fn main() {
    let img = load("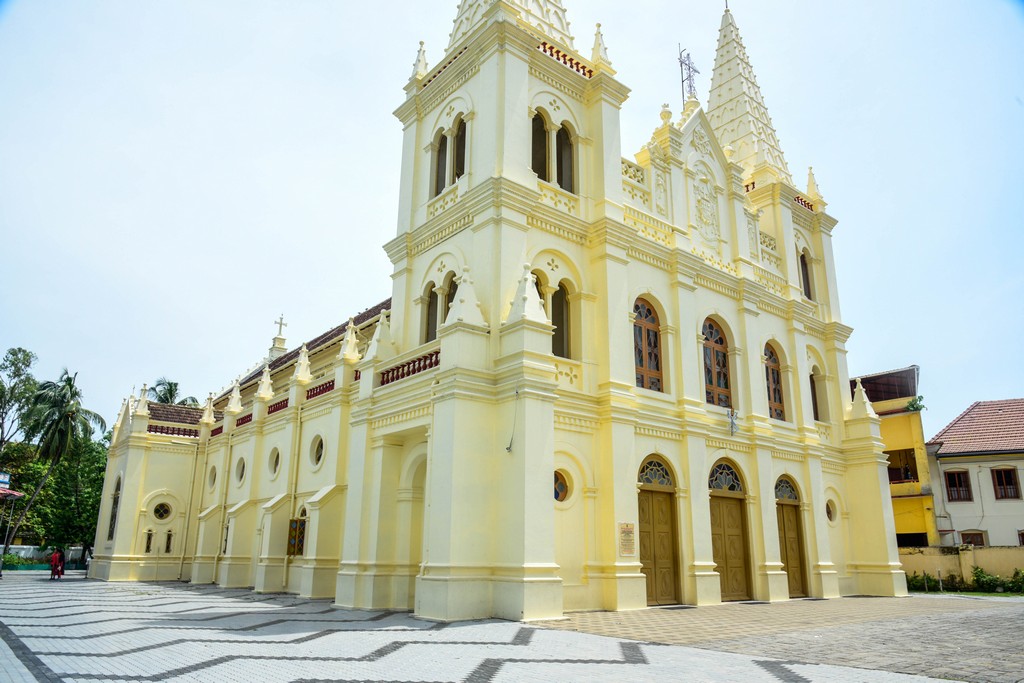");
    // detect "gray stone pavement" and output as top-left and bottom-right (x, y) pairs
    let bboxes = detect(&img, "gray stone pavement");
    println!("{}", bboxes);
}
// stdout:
(0, 570), (992, 683)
